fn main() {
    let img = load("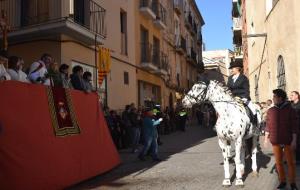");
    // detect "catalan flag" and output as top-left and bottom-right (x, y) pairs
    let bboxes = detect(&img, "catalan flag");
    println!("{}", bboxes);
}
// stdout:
(98, 47), (111, 86)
